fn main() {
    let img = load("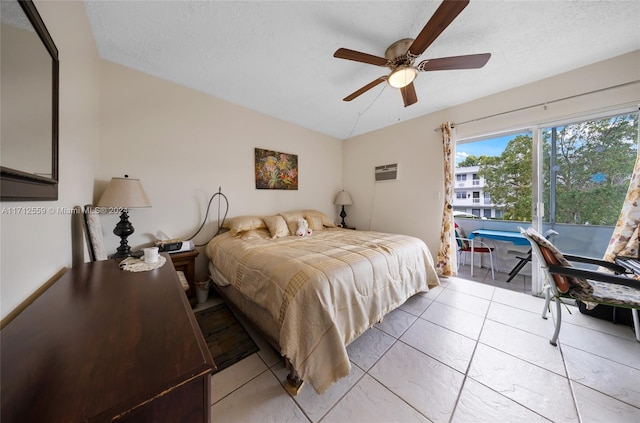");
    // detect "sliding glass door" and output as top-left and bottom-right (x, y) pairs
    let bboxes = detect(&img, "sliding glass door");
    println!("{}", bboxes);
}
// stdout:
(533, 111), (639, 293)
(540, 112), (638, 250)
(457, 109), (638, 295)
